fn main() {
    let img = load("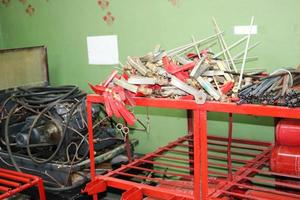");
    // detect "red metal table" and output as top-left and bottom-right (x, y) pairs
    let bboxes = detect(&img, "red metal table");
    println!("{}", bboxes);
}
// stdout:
(0, 168), (45, 200)
(85, 94), (300, 200)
